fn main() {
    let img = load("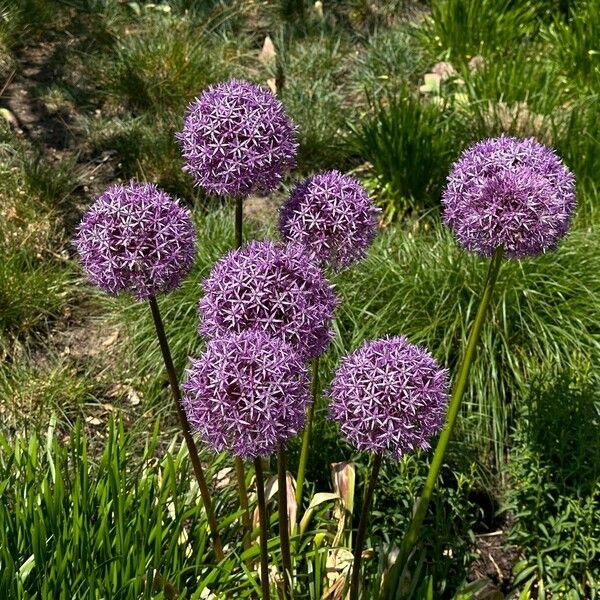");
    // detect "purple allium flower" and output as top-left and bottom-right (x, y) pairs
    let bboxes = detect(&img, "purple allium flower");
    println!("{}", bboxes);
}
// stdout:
(182, 330), (311, 459)
(177, 79), (297, 197)
(279, 170), (380, 270)
(442, 136), (576, 258)
(328, 337), (449, 460)
(74, 182), (196, 300)
(199, 240), (338, 360)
